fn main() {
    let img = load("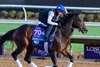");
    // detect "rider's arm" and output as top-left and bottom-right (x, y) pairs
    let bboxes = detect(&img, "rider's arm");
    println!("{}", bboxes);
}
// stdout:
(47, 11), (58, 26)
